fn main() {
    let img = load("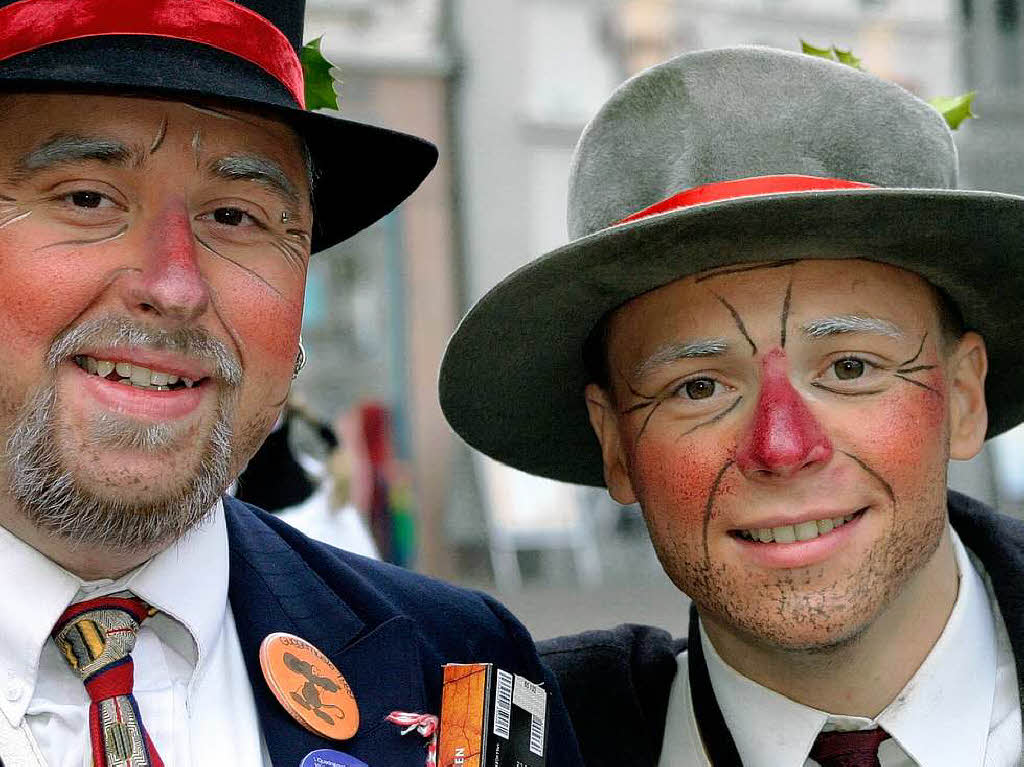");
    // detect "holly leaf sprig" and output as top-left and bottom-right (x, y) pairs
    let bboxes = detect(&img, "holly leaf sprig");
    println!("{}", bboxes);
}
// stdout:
(301, 36), (341, 111)
(799, 39), (976, 130)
